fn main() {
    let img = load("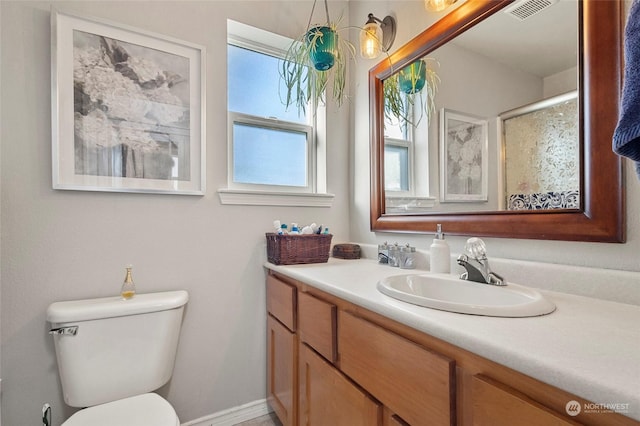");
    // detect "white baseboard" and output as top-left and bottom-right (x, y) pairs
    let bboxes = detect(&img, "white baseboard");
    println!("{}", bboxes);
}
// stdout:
(181, 399), (272, 426)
